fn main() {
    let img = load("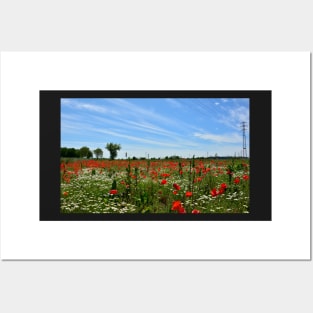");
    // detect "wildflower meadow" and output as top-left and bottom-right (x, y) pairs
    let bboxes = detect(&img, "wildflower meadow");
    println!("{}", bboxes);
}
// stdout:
(61, 157), (249, 214)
